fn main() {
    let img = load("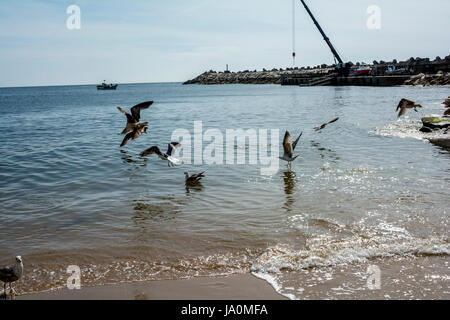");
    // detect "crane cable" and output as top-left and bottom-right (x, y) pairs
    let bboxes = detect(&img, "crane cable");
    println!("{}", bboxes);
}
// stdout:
(292, 0), (296, 67)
